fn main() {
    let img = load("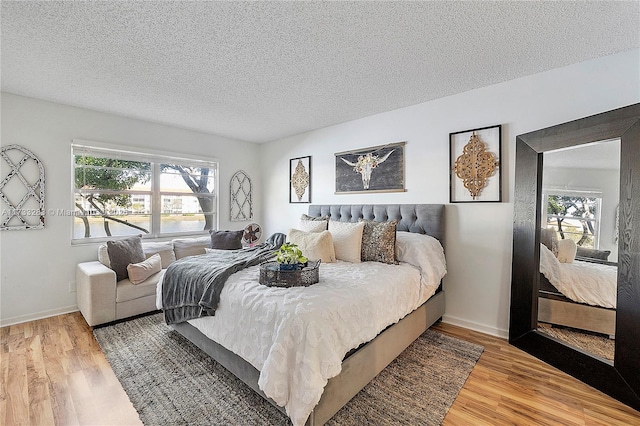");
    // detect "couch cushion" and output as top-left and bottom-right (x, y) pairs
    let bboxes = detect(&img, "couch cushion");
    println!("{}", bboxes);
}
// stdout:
(142, 241), (176, 268)
(116, 270), (164, 303)
(172, 236), (211, 259)
(107, 235), (145, 282)
(97, 244), (111, 268)
(210, 229), (244, 250)
(576, 246), (611, 261)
